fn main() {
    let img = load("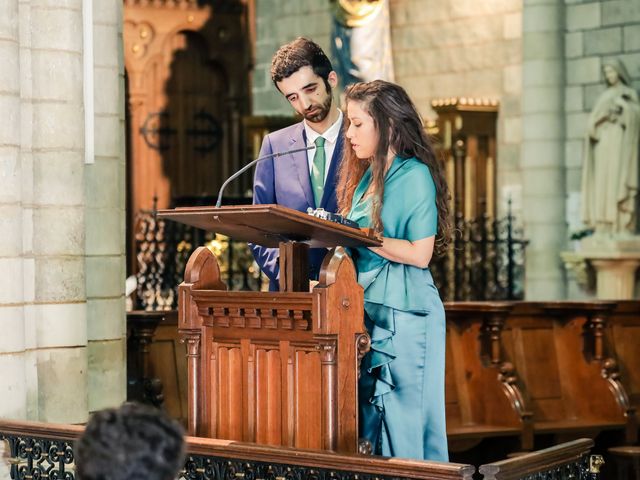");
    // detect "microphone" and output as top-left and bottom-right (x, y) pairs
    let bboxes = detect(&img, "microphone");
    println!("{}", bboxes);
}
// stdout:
(215, 145), (316, 208)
